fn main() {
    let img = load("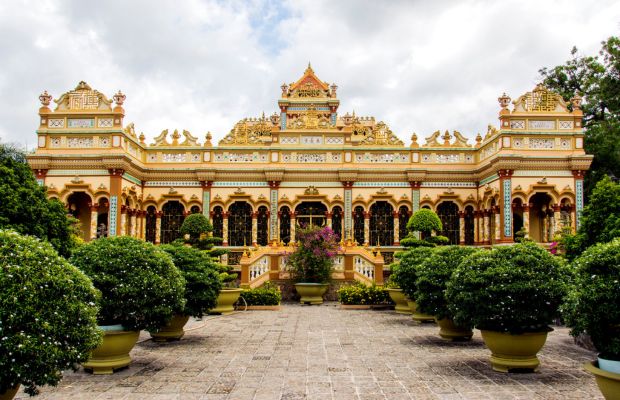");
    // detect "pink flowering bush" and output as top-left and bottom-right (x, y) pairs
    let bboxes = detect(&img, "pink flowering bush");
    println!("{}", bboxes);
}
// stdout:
(287, 226), (340, 283)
